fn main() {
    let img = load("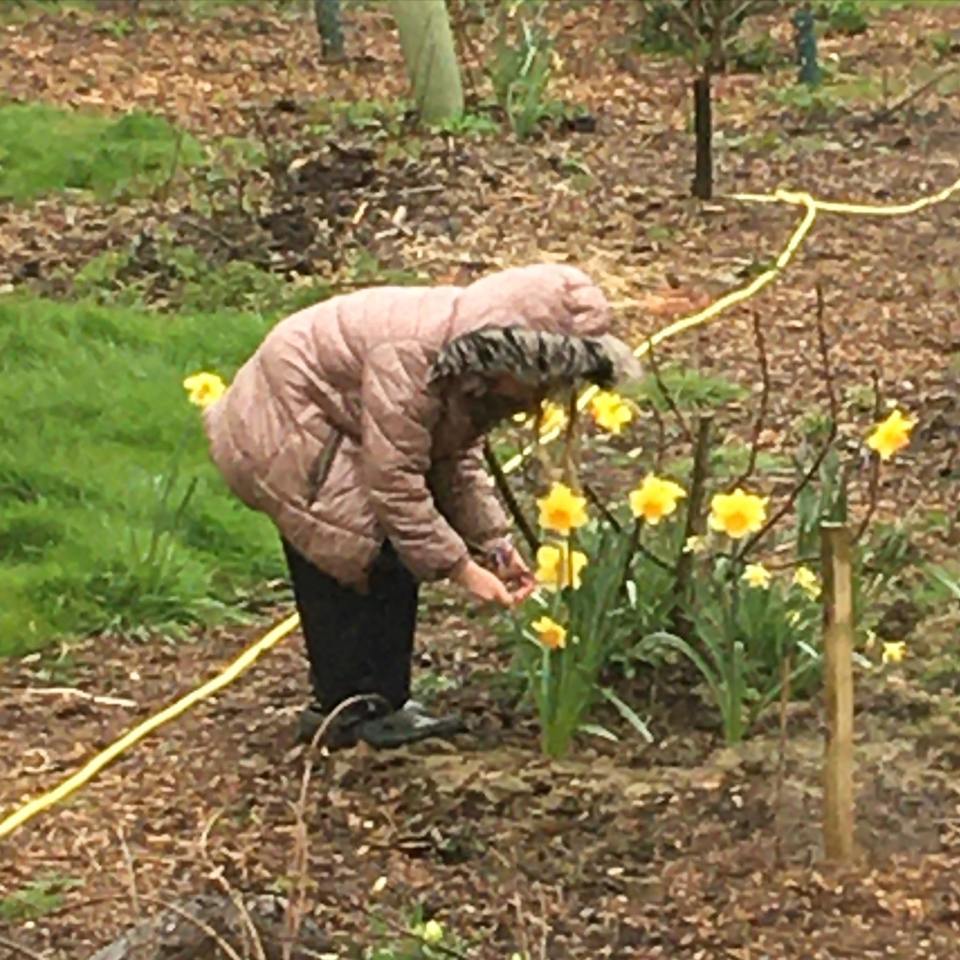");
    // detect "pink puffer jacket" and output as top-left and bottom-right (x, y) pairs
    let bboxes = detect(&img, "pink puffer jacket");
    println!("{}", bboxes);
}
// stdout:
(202, 263), (614, 590)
